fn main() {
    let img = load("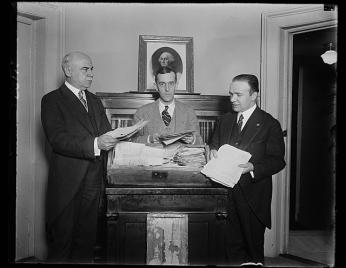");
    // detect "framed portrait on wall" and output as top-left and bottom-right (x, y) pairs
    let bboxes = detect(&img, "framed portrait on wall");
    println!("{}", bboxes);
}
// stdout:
(138, 35), (194, 93)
